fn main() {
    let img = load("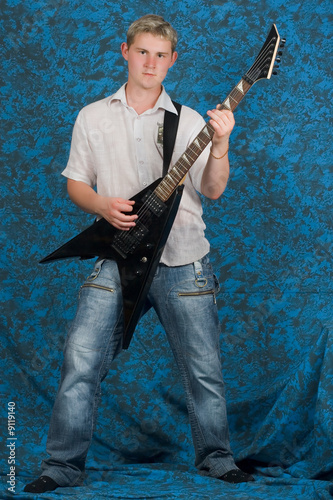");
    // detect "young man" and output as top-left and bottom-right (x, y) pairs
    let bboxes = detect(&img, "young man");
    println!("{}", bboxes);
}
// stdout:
(24, 14), (254, 493)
